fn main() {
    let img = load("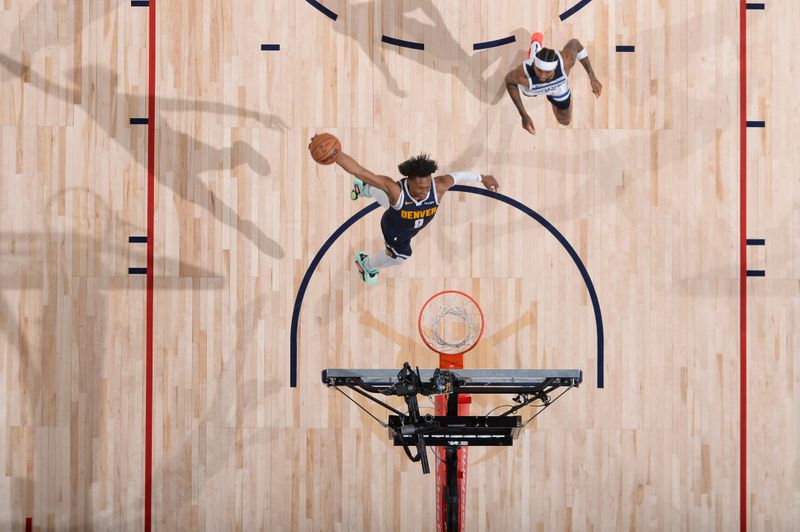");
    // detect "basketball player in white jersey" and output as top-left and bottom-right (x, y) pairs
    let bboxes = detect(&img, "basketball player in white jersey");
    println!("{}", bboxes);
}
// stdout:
(310, 139), (499, 284)
(504, 33), (603, 134)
